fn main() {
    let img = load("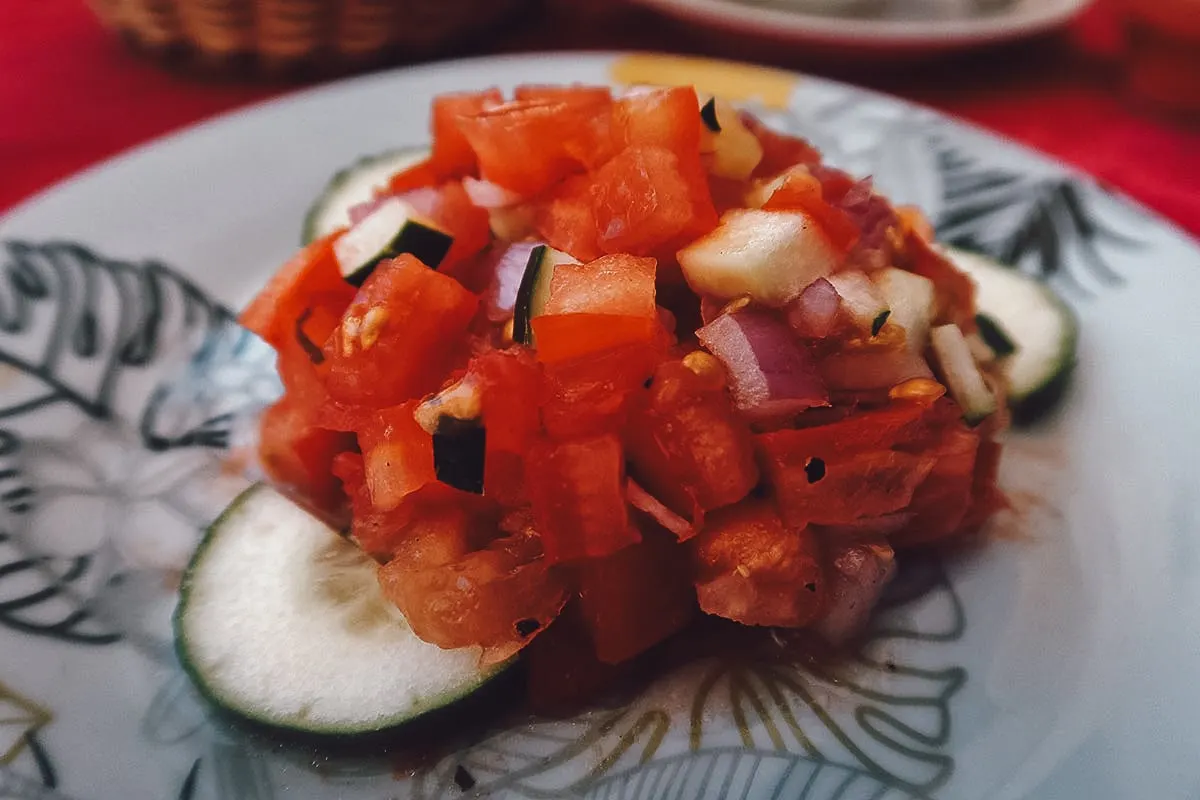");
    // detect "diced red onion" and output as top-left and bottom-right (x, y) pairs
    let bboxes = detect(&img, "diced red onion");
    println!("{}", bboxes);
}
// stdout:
(814, 541), (896, 646)
(463, 176), (526, 209)
(347, 195), (389, 226)
(626, 479), (695, 541)
(482, 241), (542, 322)
(697, 309), (829, 420)
(786, 278), (841, 339)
